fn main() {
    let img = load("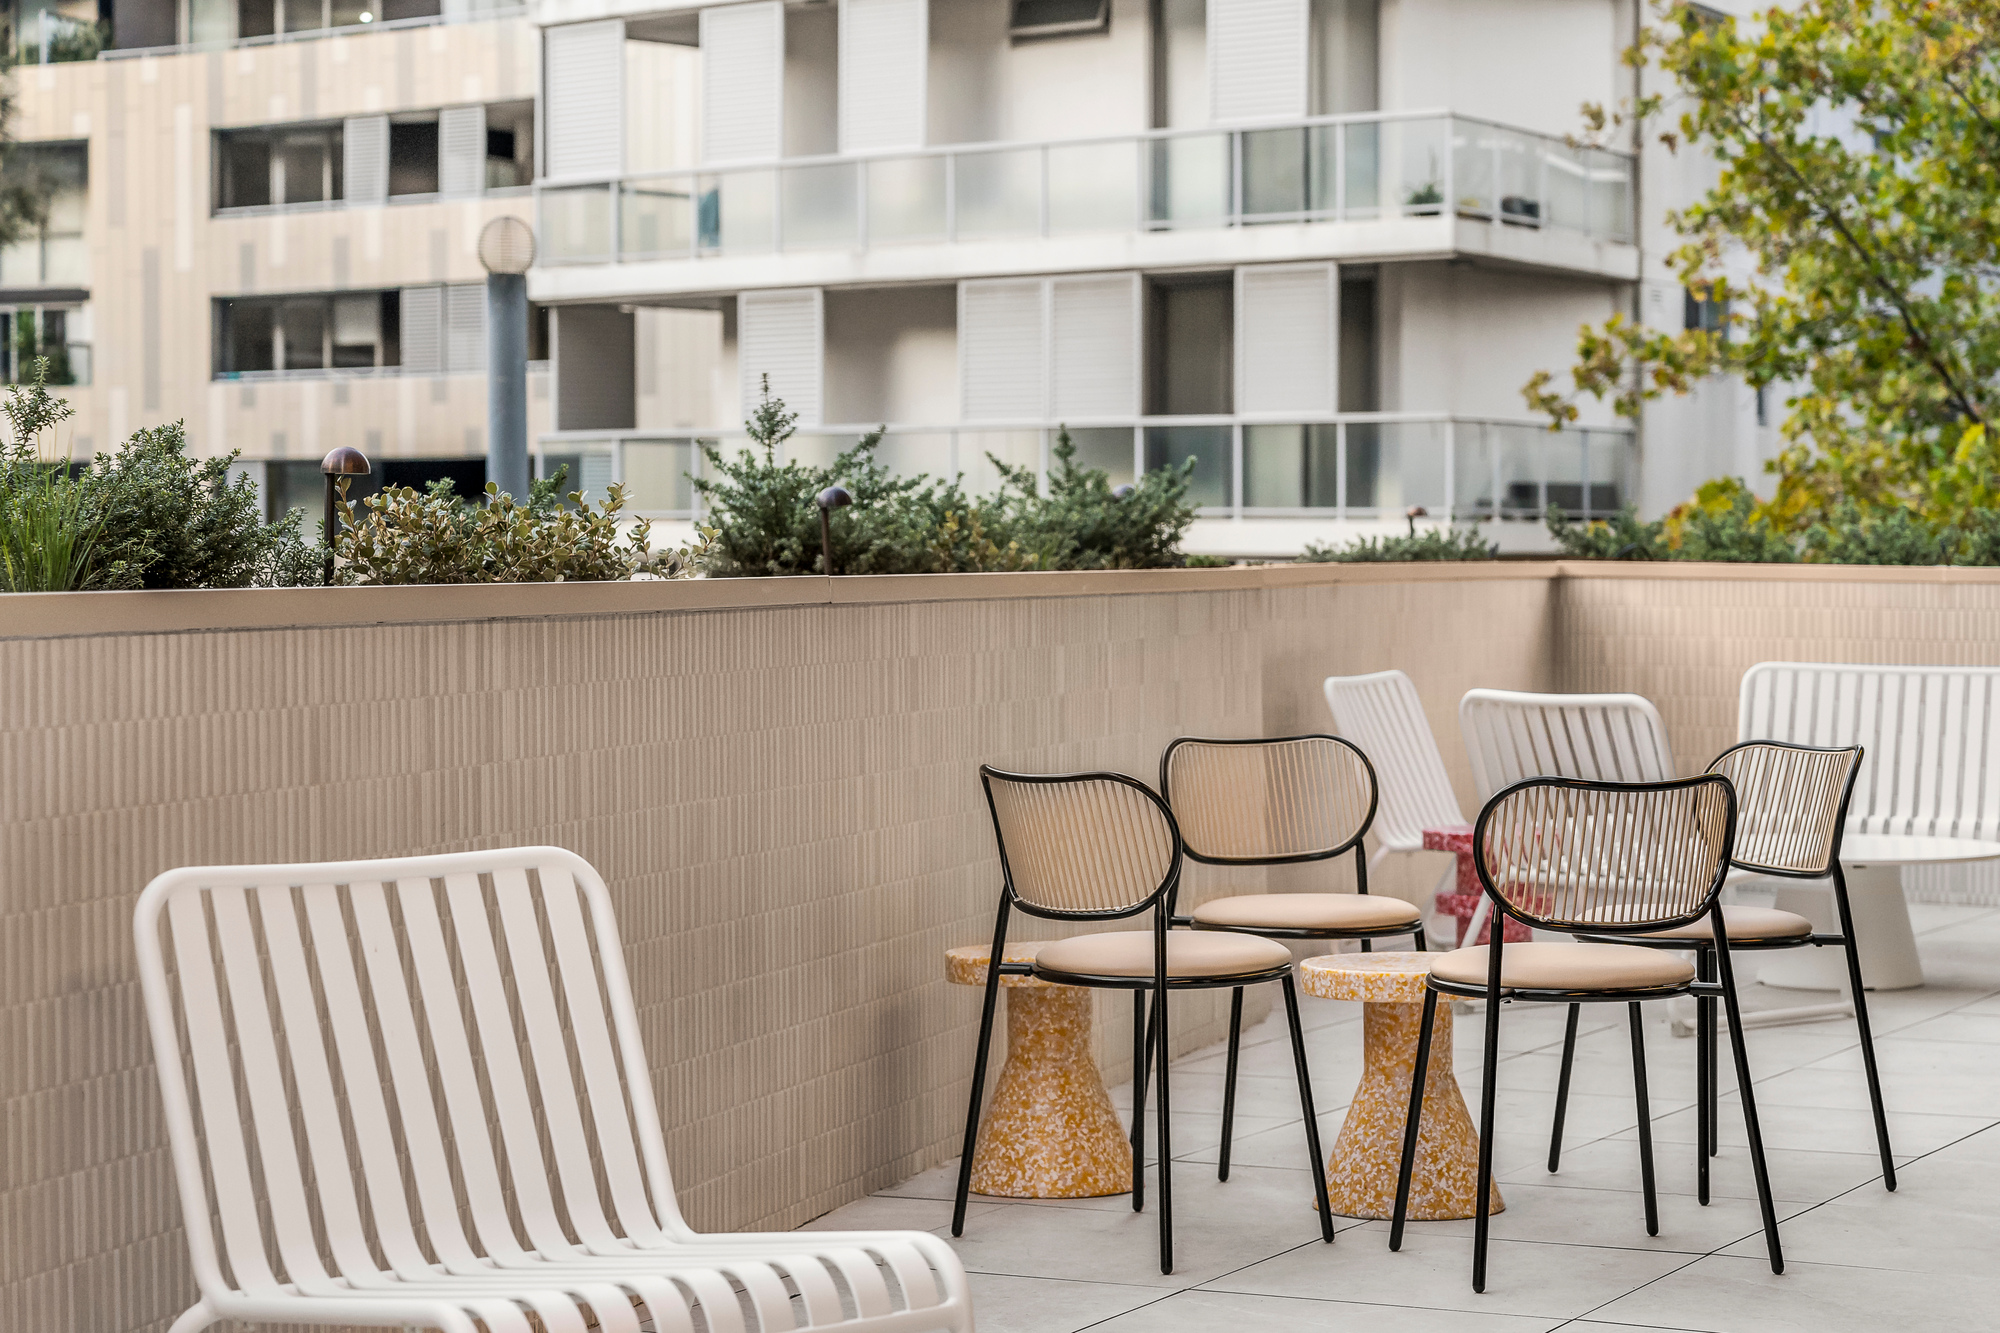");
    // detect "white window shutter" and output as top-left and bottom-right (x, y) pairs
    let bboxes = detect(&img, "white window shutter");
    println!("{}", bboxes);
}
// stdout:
(342, 115), (388, 203)
(1048, 274), (1140, 420)
(445, 284), (487, 374)
(438, 105), (488, 197)
(545, 20), (625, 180)
(701, 2), (785, 164)
(959, 279), (1046, 423)
(739, 288), (824, 427)
(839, 0), (926, 152)
(1236, 263), (1336, 414)
(1209, 0), (1309, 124)
(399, 285), (443, 375)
